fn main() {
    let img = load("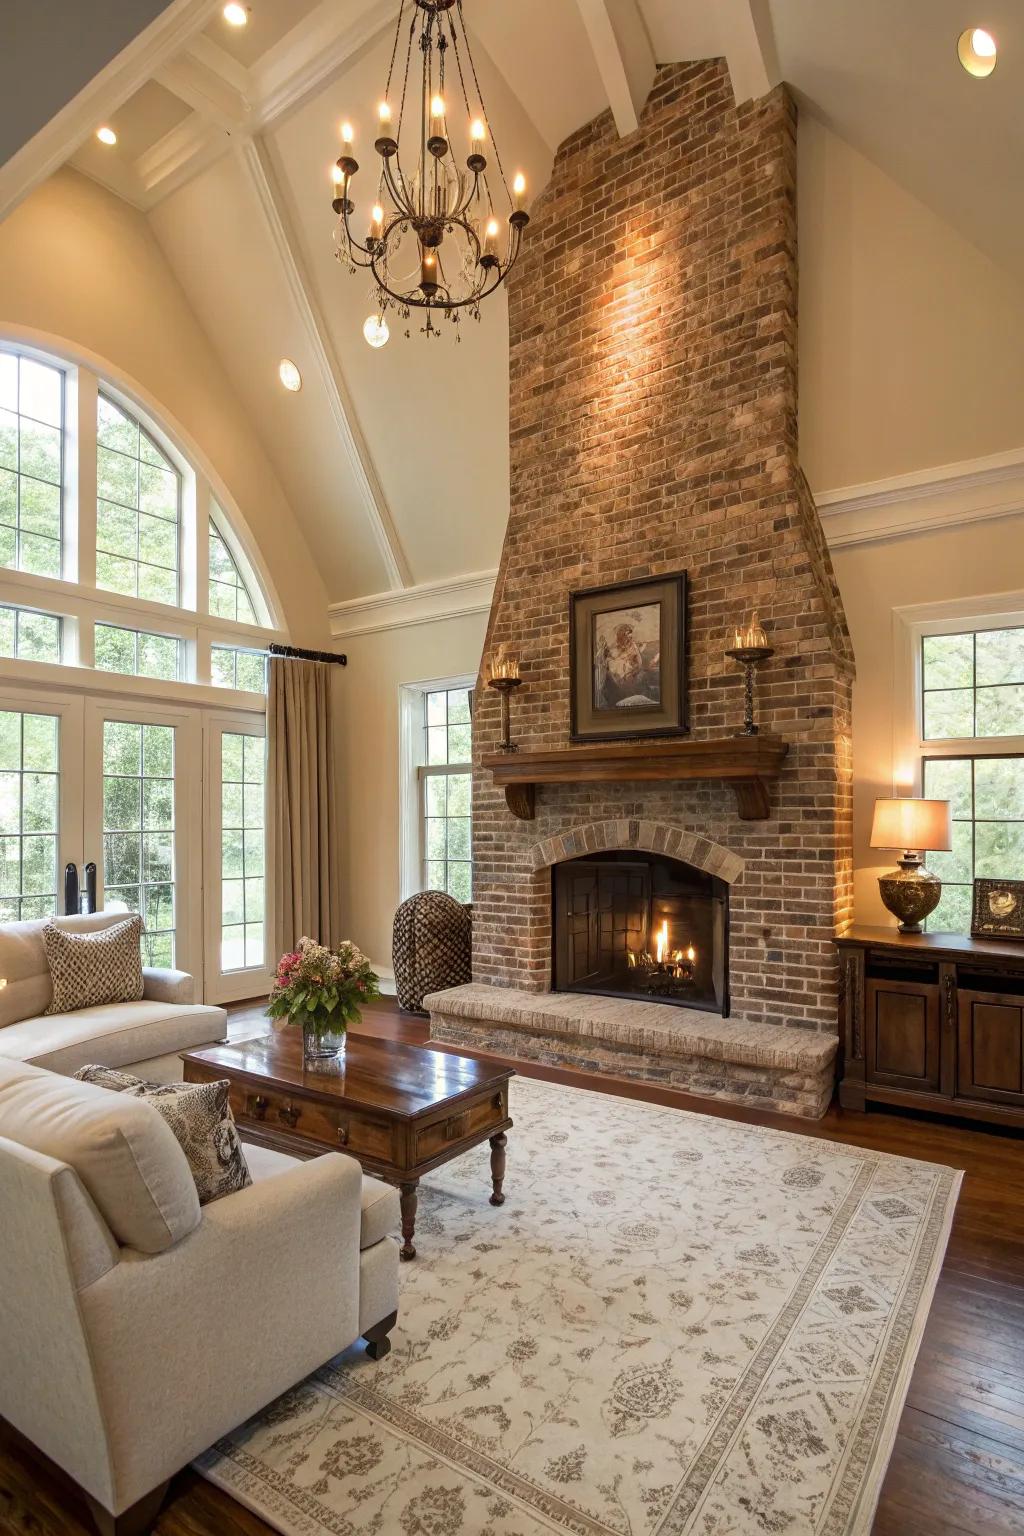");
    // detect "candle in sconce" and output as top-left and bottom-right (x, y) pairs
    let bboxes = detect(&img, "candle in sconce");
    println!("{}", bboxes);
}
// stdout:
(490, 645), (520, 681)
(470, 117), (486, 144)
(732, 612), (769, 651)
(377, 101), (392, 132)
(370, 202), (384, 240)
(512, 171), (527, 210)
